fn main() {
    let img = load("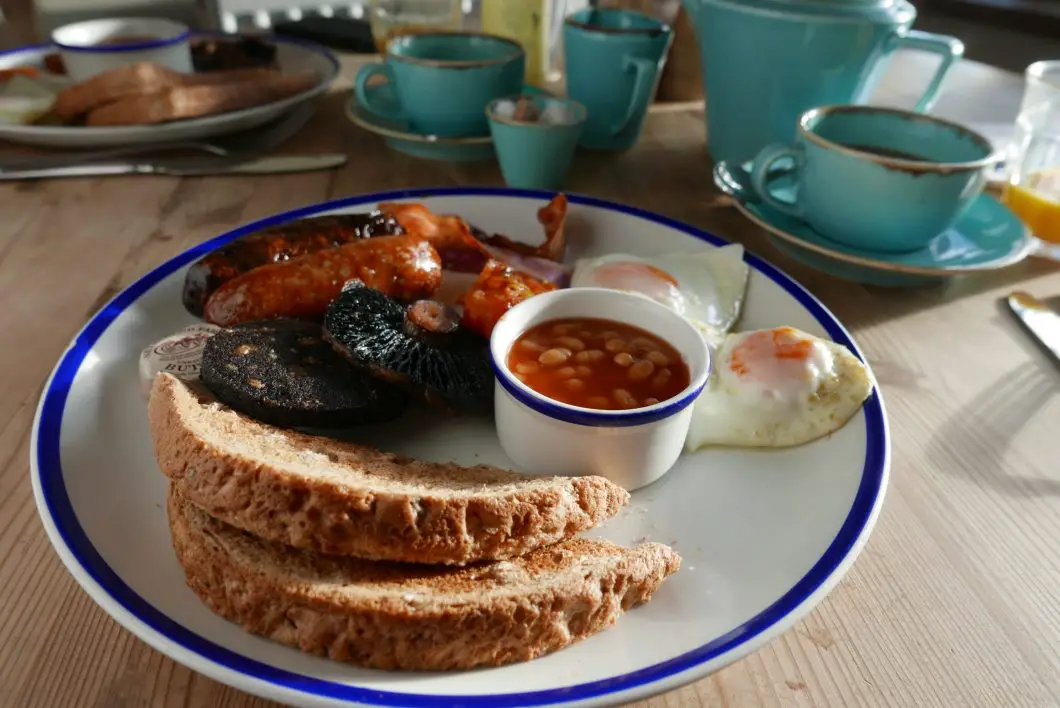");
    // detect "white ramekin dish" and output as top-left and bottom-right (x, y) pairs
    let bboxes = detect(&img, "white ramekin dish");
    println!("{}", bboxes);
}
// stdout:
(52, 17), (193, 82)
(489, 287), (711, 491)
